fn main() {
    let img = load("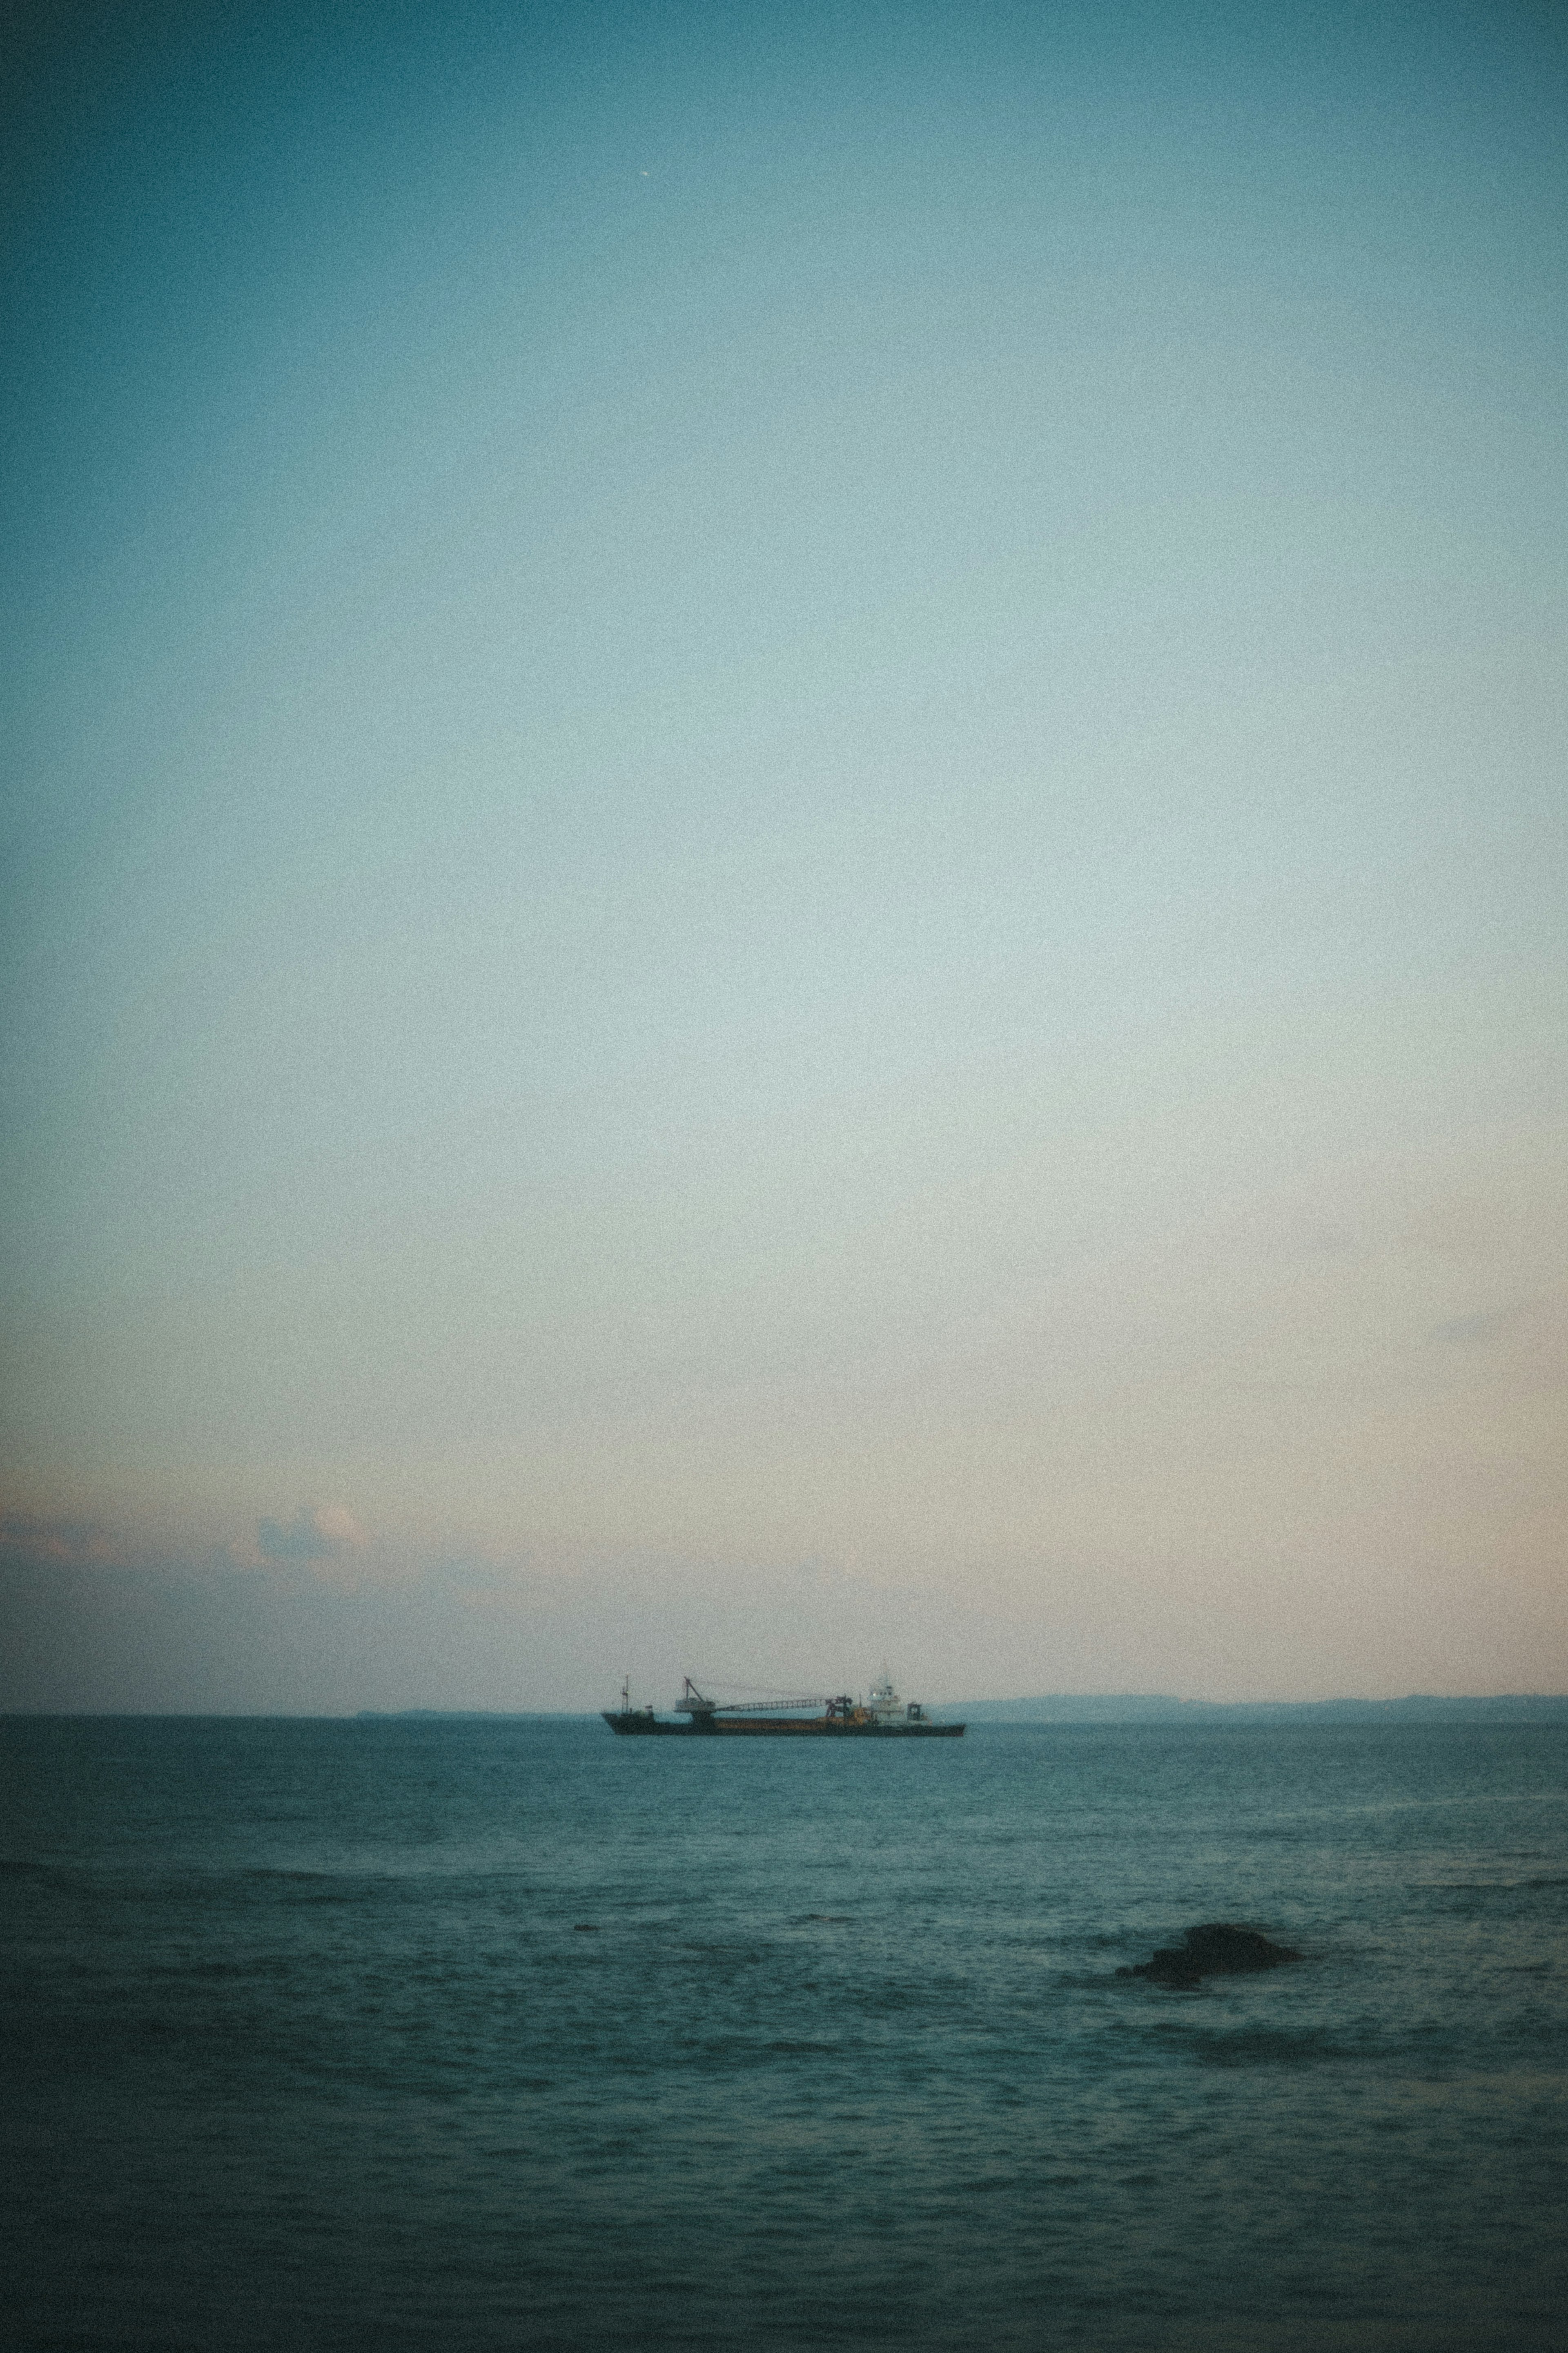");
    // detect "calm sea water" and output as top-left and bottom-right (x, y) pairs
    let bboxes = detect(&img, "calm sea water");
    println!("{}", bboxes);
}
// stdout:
(3, 1714), (1566, 2351)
